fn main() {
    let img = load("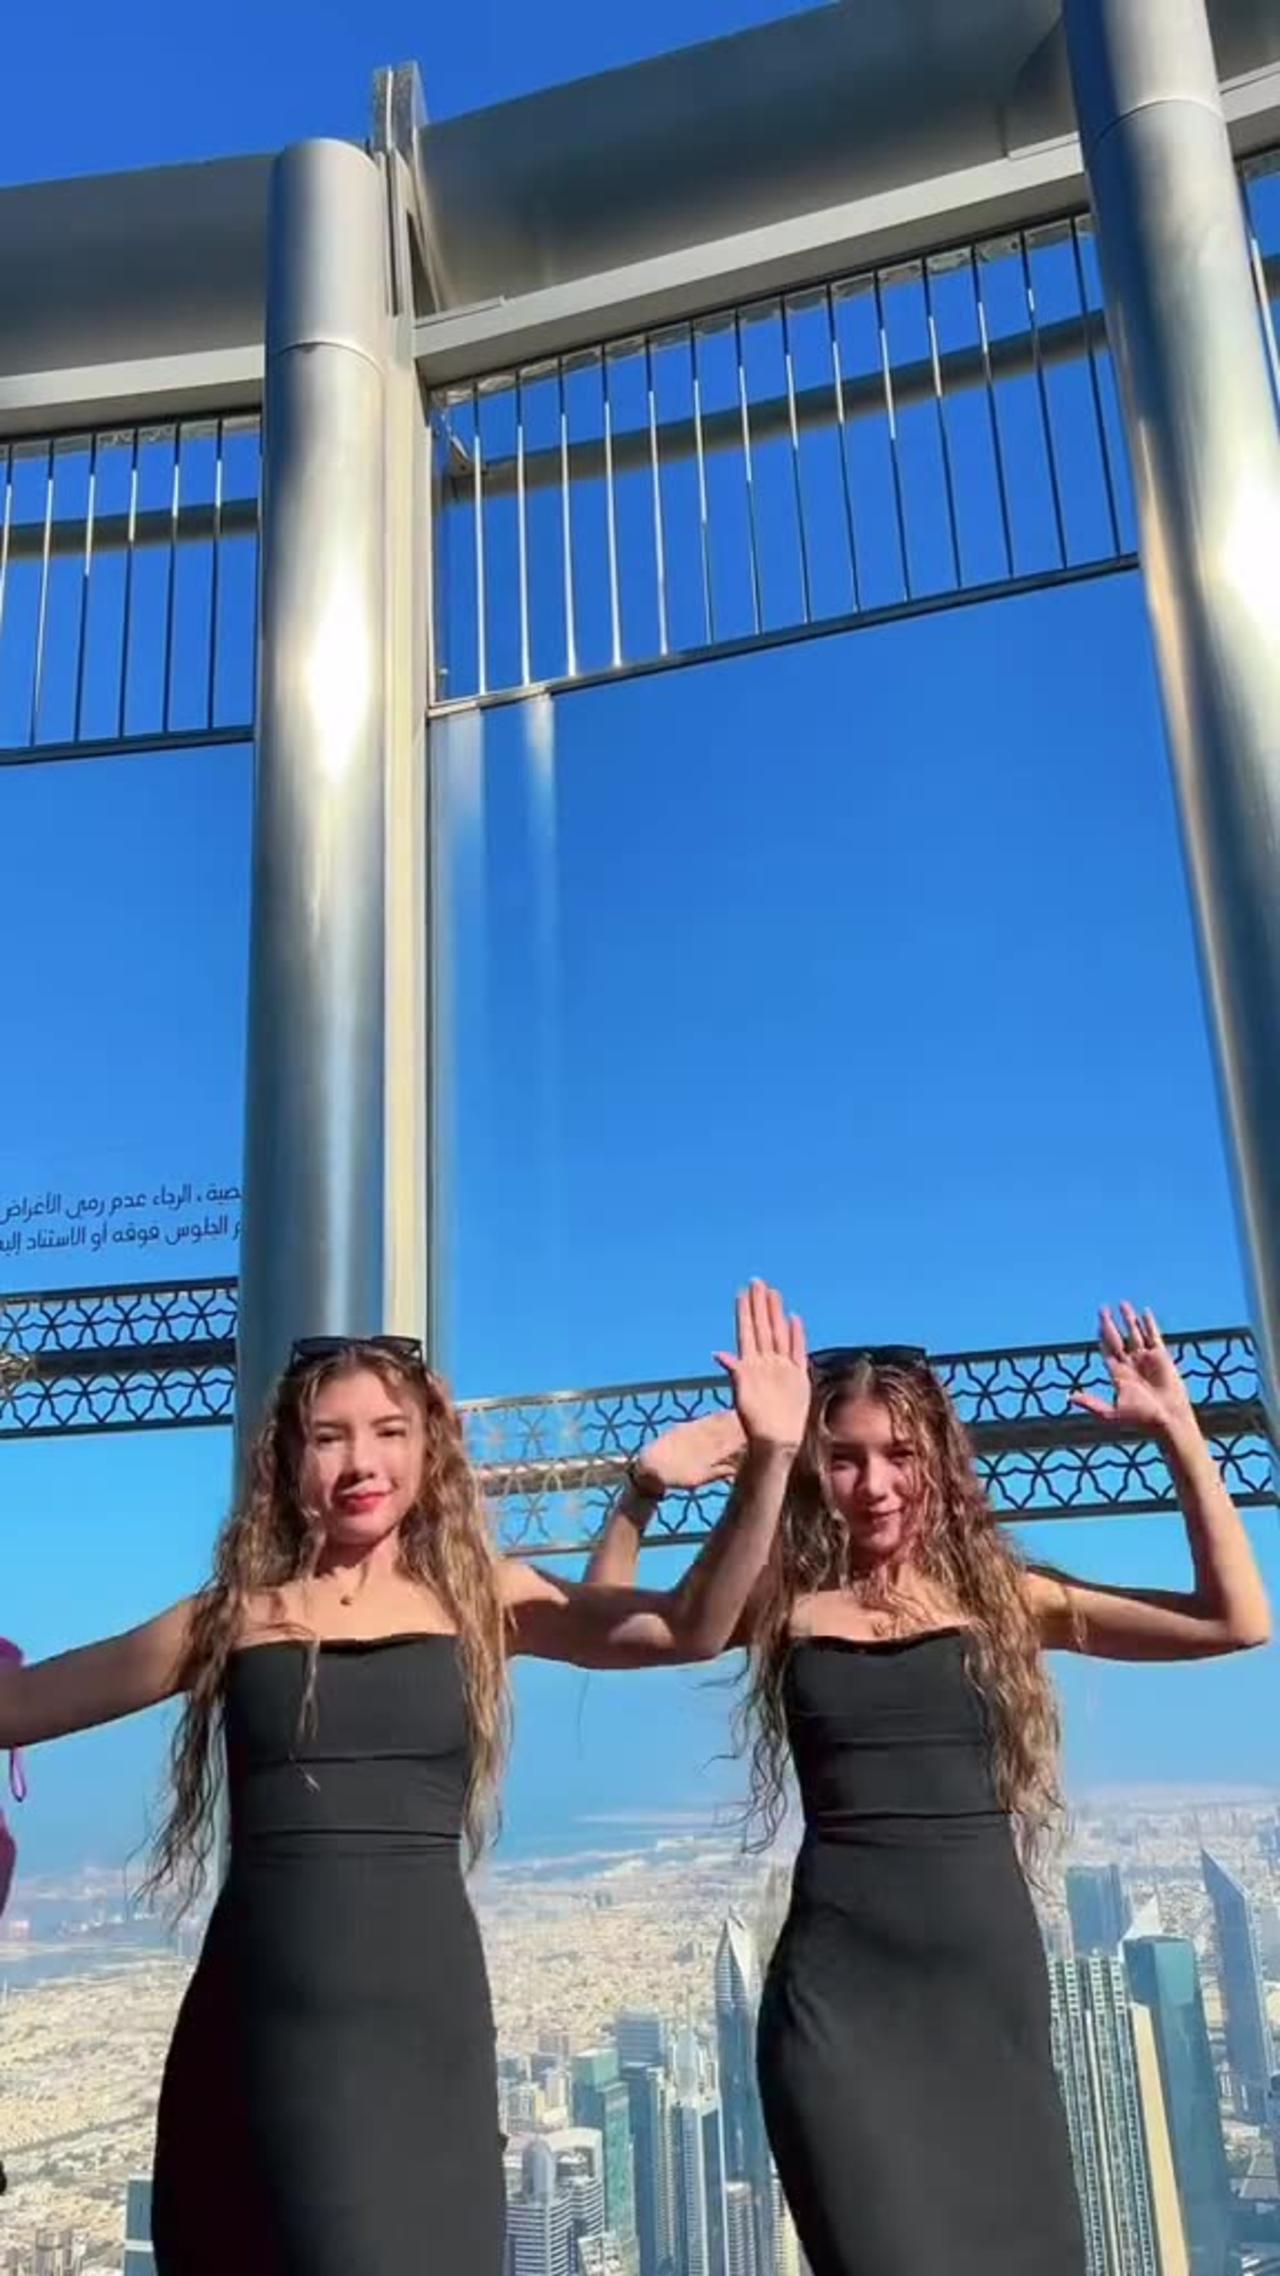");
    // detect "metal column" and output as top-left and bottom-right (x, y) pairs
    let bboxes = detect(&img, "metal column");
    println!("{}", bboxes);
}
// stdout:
(1065, 0), (1280, 1423)
(238, 136), (430, 1433)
